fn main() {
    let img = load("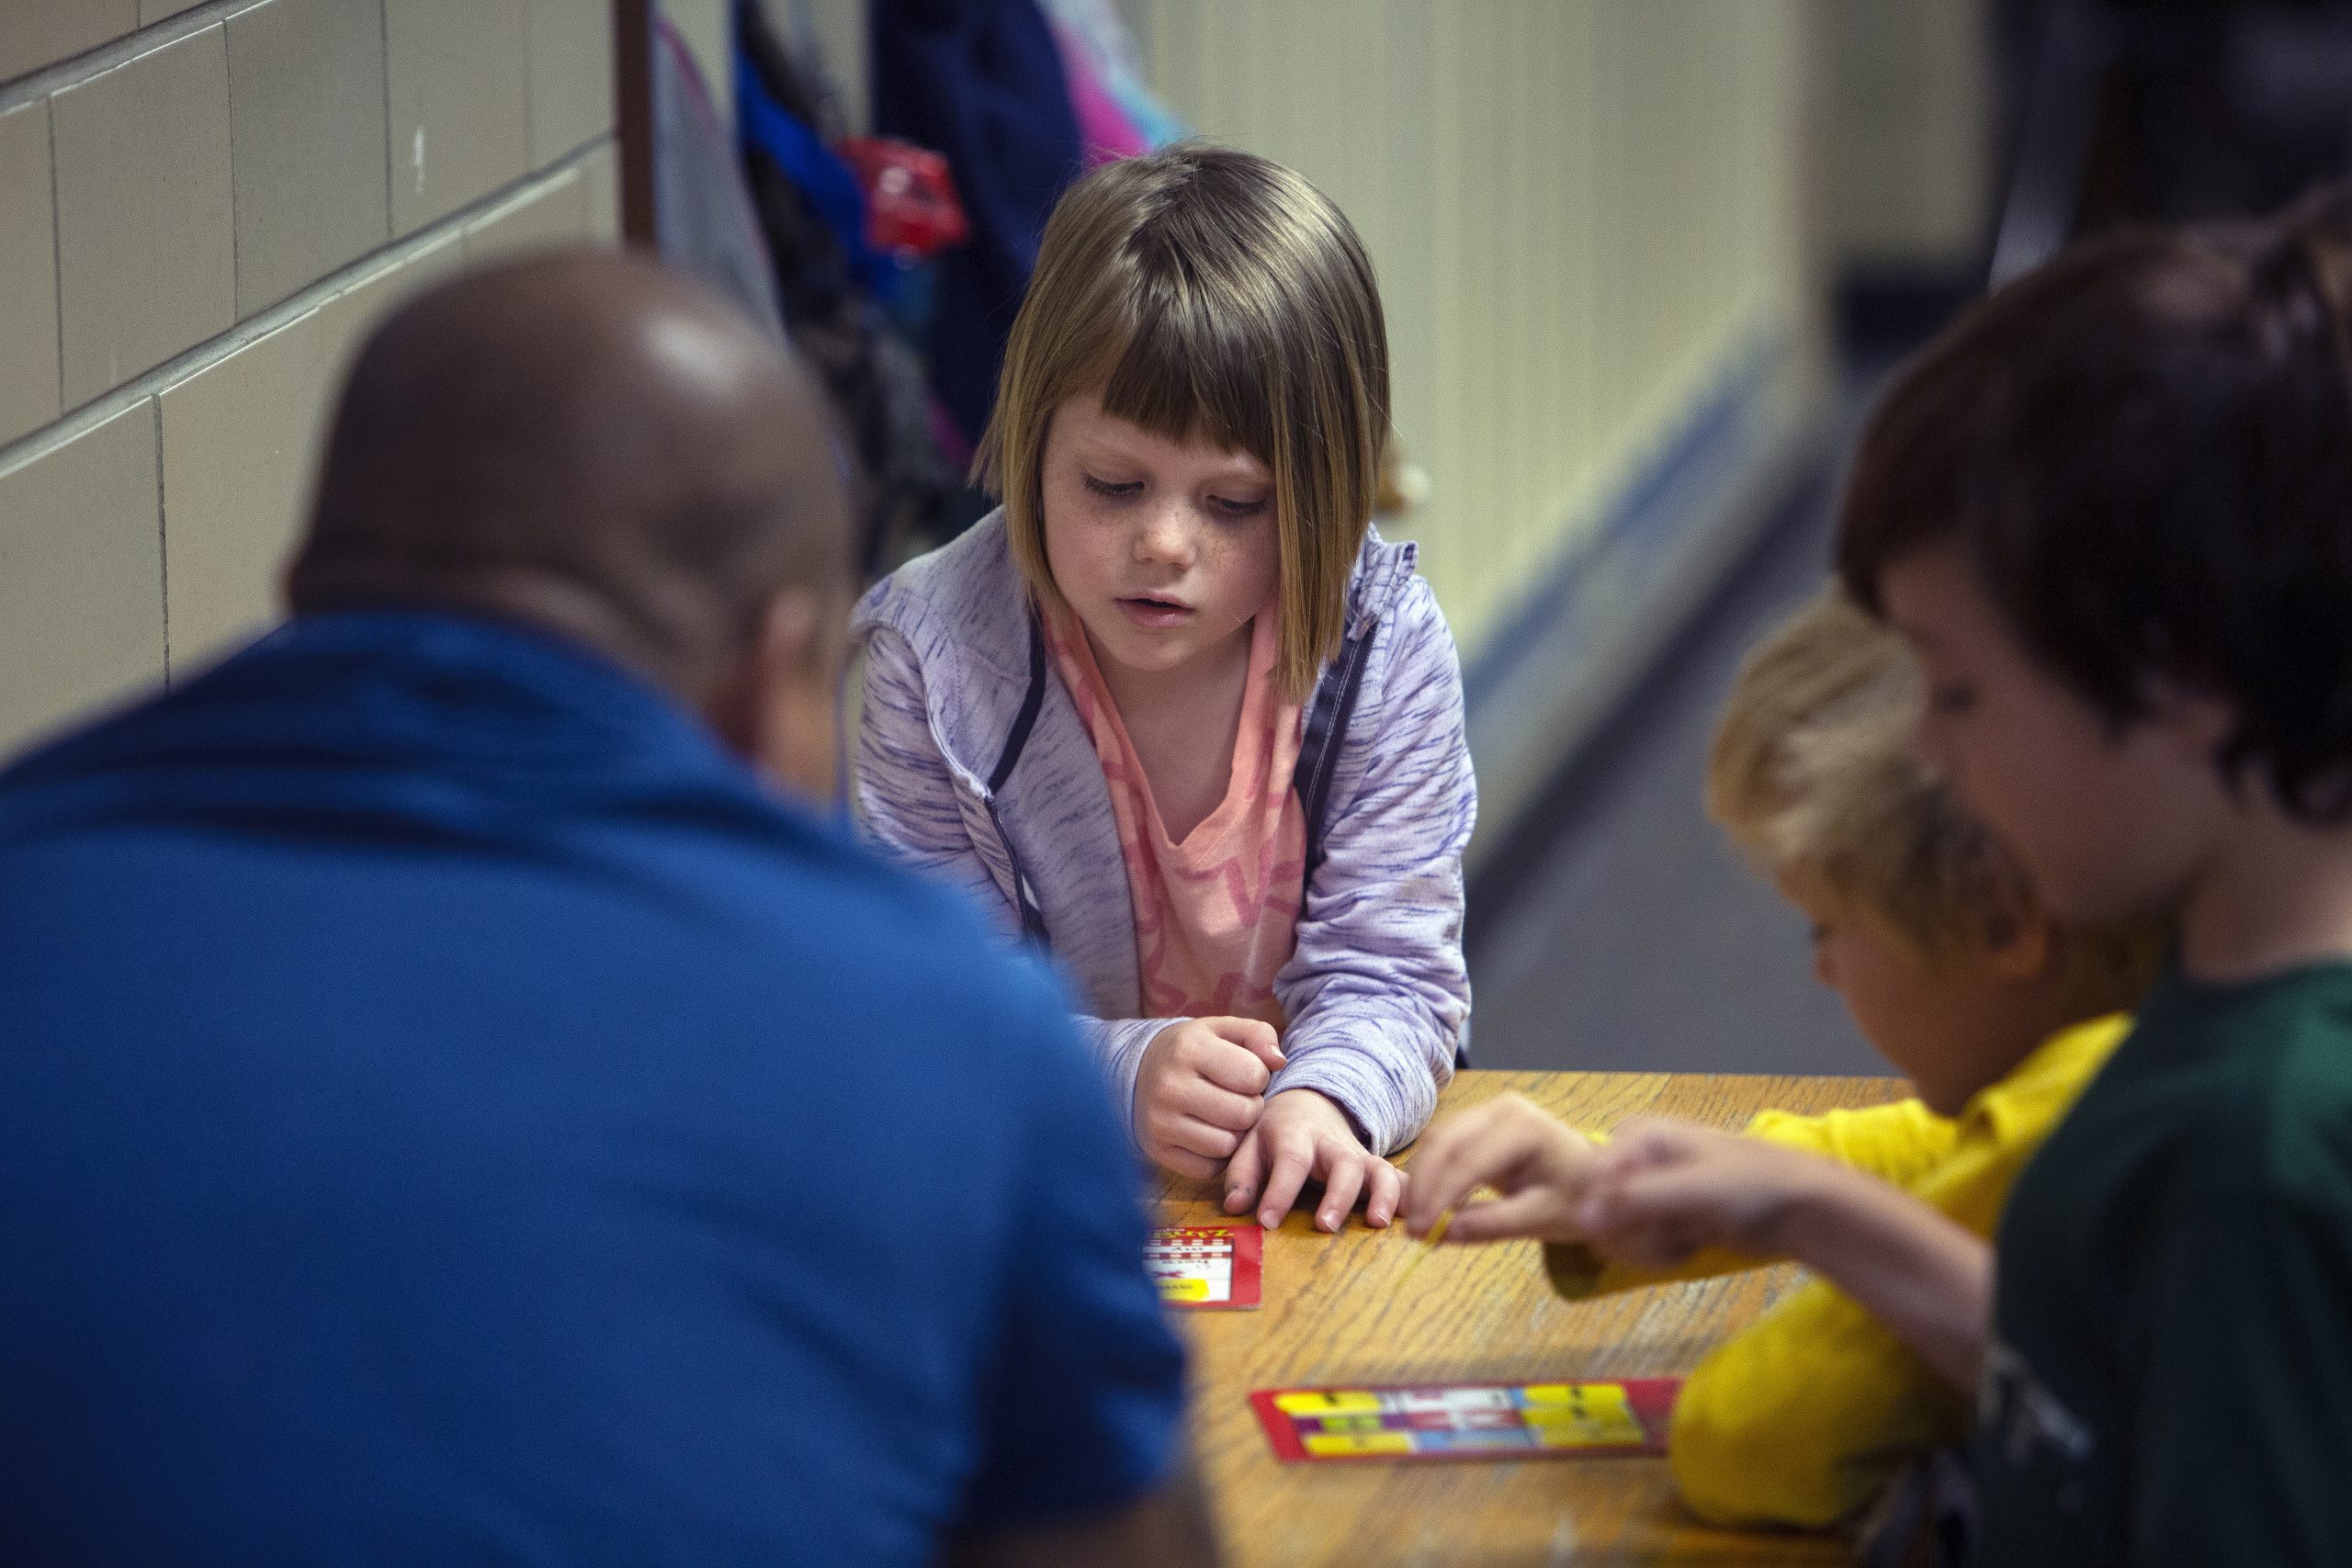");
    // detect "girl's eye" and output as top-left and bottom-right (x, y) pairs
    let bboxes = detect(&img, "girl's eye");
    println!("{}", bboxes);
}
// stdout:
(1083, 475), (1142, 501)
(1928, 682), (1979, 716)
(1210, 495), (1270, 519)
